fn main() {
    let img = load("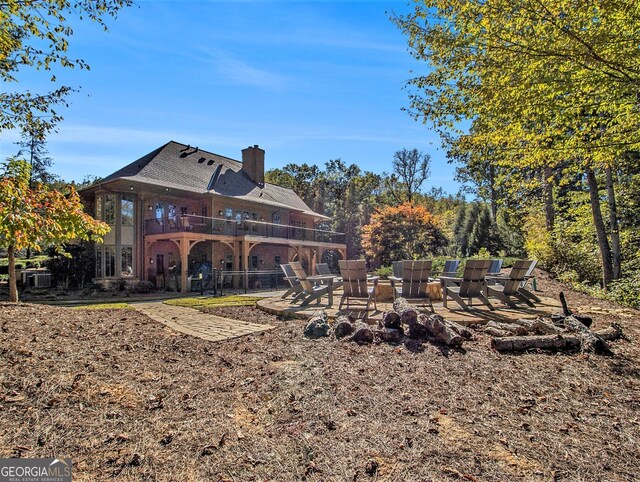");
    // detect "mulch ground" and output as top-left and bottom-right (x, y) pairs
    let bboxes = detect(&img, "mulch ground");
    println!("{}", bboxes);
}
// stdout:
(1, 275), (639, 481)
